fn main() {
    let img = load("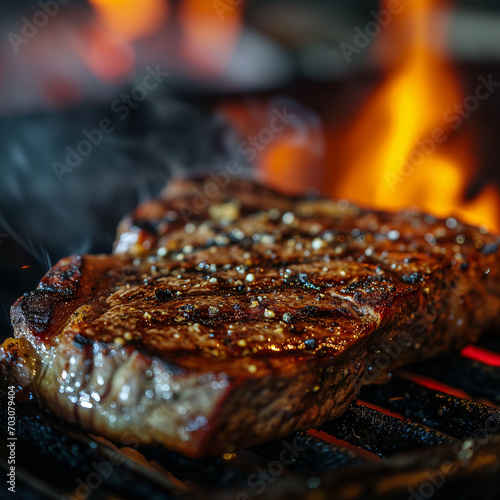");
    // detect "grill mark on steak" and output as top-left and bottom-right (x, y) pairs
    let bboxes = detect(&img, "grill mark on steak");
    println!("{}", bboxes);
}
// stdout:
(2, 176), (500, 457)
